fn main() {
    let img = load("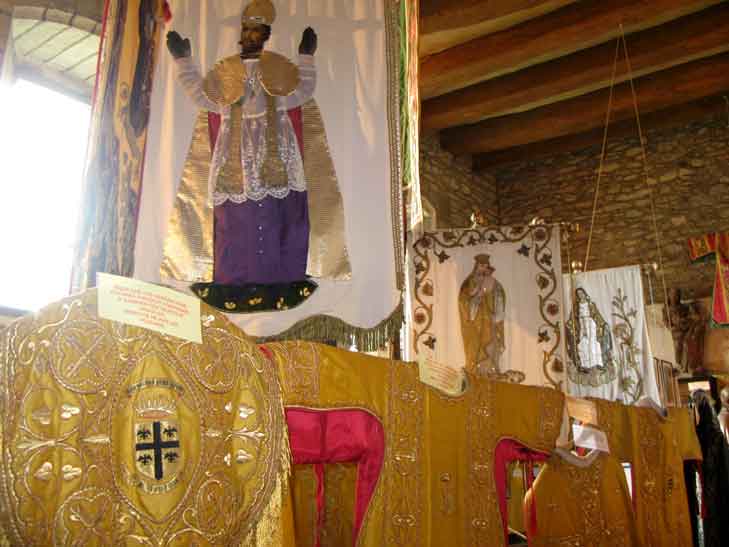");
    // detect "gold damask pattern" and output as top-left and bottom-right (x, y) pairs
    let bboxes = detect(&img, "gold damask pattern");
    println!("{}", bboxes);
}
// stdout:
(269, 342), (565, 547)
(527, 453), (637, 547)
(382, 360), (424, 546)
(265, 341), (321, 404)
(0, 290), (290, 546)
(628, 407), (695, 547)
(466, 377), (498, 544)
